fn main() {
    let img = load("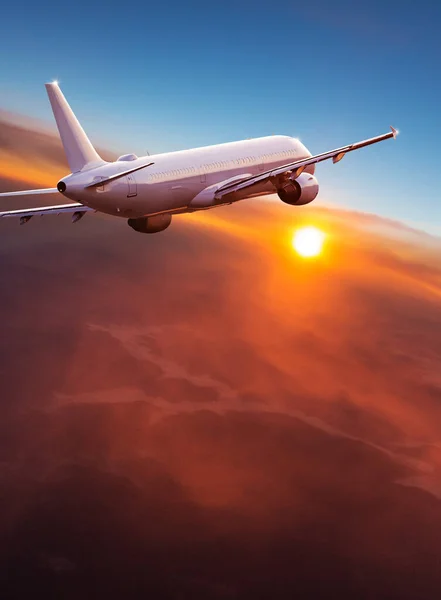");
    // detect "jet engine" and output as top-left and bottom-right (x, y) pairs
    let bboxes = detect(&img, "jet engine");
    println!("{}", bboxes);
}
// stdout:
(127, 214), (172, 233)
(277, 172), (319, 206)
